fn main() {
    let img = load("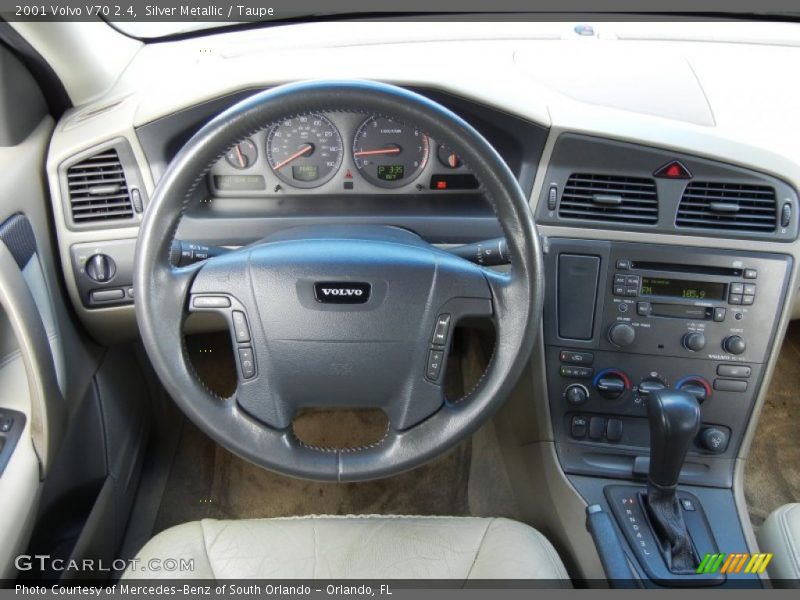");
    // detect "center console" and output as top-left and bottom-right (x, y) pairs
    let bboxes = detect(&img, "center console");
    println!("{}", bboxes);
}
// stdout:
(543, 238), (792, 586)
